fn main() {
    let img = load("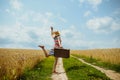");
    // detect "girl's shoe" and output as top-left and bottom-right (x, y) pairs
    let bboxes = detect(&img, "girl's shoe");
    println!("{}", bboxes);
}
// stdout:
(52, 71), (58, 74)
(38, 45), (44, 49)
